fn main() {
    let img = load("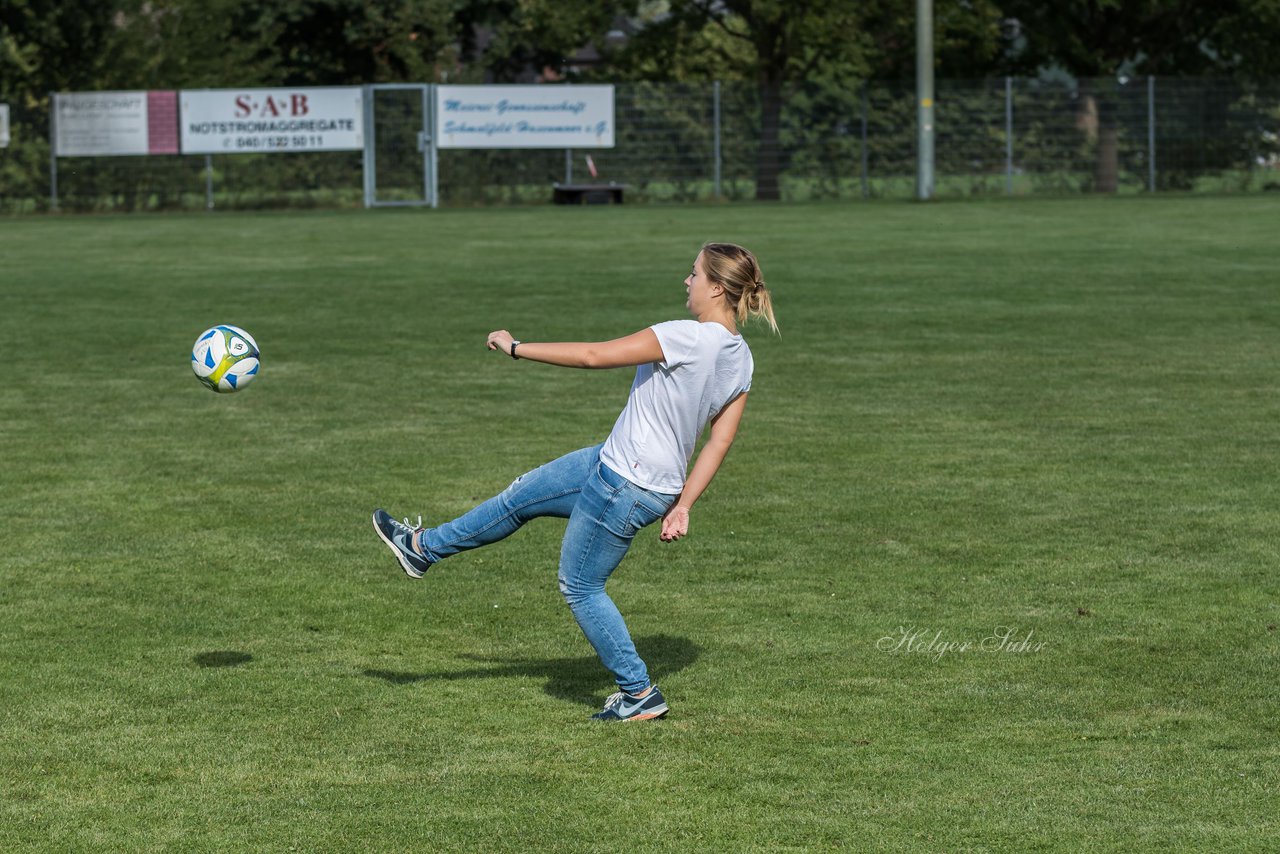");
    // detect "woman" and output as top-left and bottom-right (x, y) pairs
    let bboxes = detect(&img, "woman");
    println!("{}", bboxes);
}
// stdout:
(373, 242), (778, 722)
